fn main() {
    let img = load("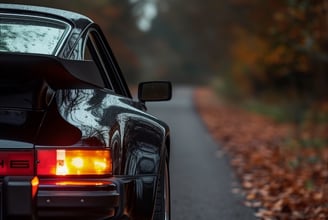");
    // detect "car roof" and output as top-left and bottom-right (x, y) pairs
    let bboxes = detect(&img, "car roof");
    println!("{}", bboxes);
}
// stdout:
(0, 3), (93, 30)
